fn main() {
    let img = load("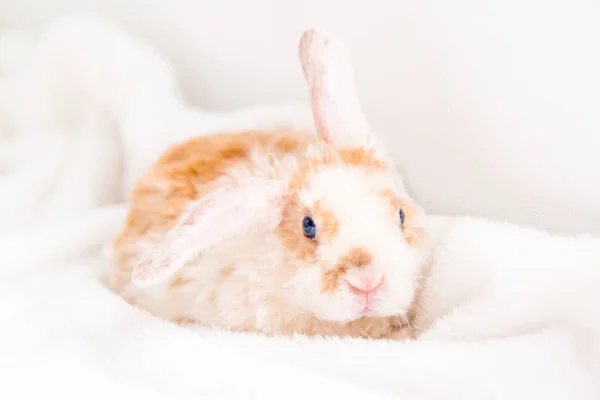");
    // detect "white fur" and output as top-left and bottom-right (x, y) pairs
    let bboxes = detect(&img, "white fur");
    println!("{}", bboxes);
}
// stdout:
(296, 164), (422, 321)
(1, 14), (598, 400)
